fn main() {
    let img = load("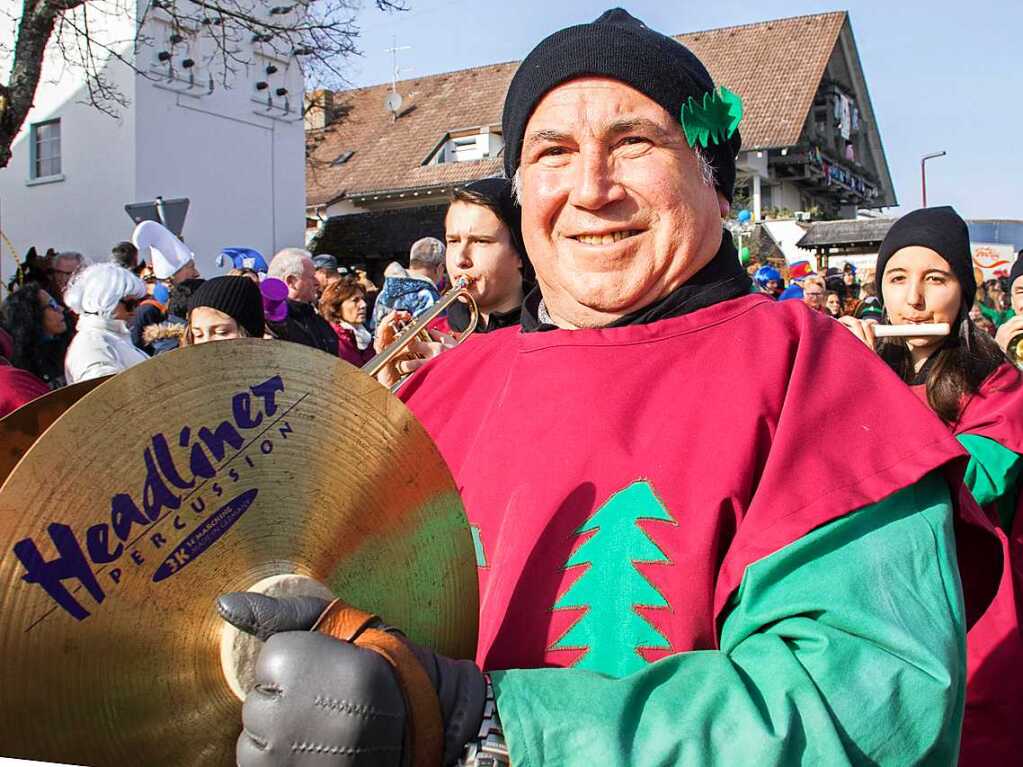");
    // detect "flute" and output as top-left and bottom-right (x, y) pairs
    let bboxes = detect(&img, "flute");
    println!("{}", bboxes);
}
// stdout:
(872, 323), (950, 338)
